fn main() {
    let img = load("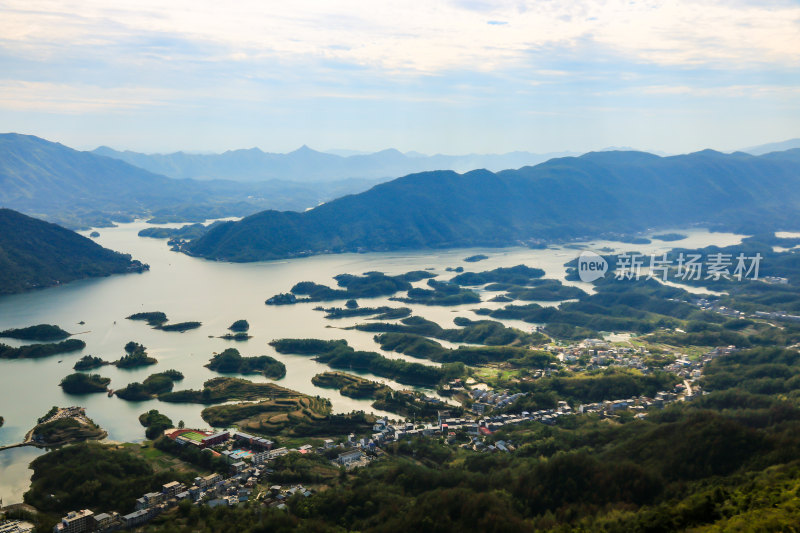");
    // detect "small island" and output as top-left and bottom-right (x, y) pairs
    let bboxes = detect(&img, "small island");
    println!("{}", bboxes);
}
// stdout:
(115, 370), (184, 401)
(219, 332), (251, 341)
(158, 321), (201, 332)
(219, 320), (251, 340)
(114, 341), (157, 368)
(311, 371), (461, 420)
(73, 355), (111, 370)
(266, 270), (436, 305)
(612, 235), (652, 245)
(59, 373), (111, 394)
(0, 415), (4, 428)
(652, 232), (688, 242)
(391, 279), (481, 306)
(228, 319), (249, 332)
(126, 311), (168, 326)
(159, 377), (295, 404)
(463, 254), (489, 262)
(89, 231), (100, 238)
(0, 324), (71, 341)
(450, 264), (545, 286)
(138, 222), (213, 241)
(0, 339), (85, 359)
(126, 312), (201, 332)
(139, 409), (175, 439)
(28, 406), (106, 447)
(205, 348), (286, 379)
(315, 305), (411, 320)
(269, 338), (450, 387)
(311, 372), (391, 399)
(200, 395), (335, 436)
